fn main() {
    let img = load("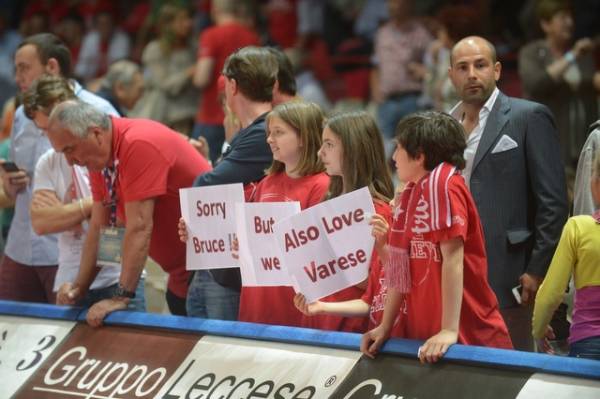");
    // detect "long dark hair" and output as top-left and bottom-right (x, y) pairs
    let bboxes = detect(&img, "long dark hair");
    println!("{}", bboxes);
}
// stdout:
(324, 111), (394, 202)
